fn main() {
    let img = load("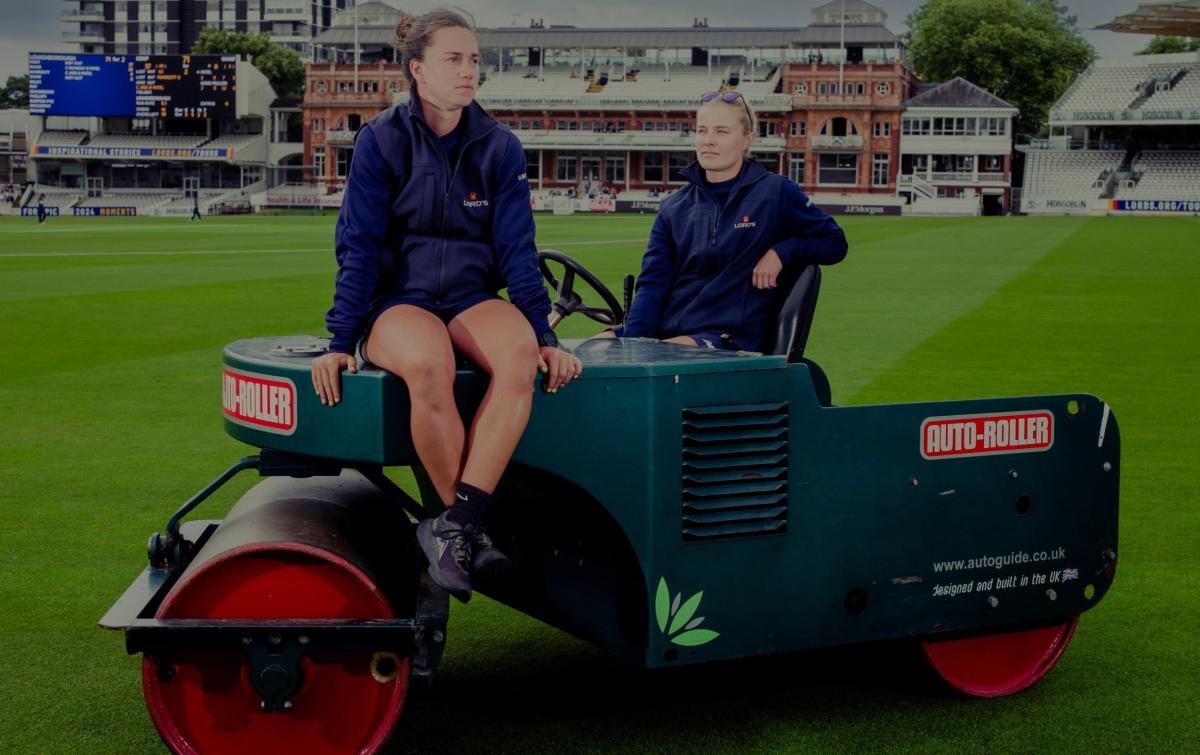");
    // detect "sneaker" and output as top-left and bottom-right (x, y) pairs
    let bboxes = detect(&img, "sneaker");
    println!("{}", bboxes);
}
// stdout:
(416, 514), (473, 603)
(468, 527), (512, 579)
